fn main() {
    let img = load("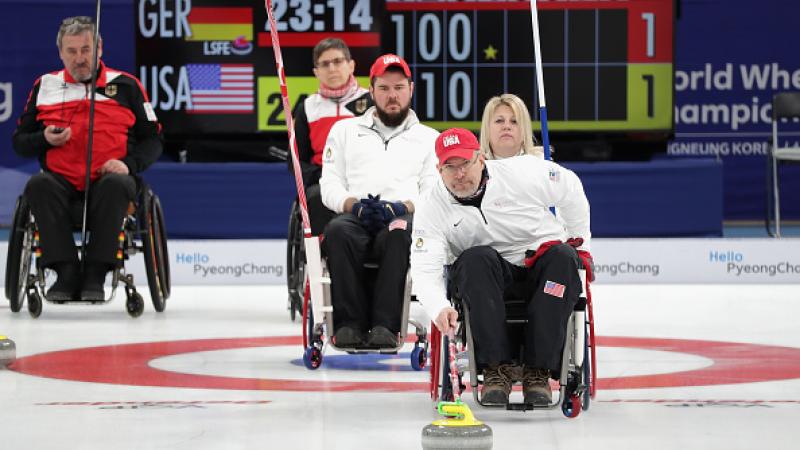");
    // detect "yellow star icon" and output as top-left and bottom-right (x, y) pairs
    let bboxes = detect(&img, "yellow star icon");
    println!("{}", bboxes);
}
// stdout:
(483, 45), (498, 61)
